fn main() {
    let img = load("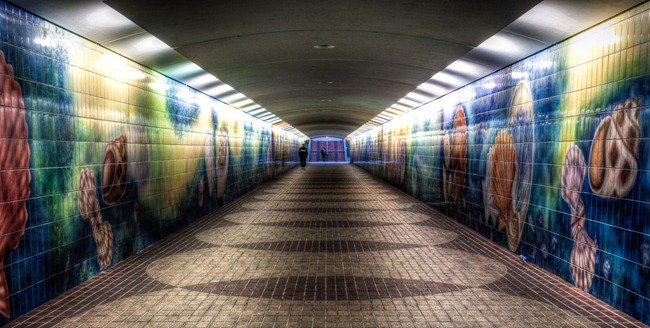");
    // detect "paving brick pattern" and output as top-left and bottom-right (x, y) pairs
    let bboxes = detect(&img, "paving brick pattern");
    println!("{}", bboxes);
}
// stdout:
(8, 164), (646, 327)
